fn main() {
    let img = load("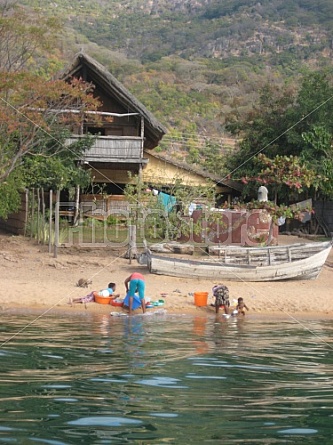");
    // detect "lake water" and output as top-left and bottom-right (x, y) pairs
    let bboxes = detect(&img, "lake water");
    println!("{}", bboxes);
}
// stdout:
(0, 311), (332, 444)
